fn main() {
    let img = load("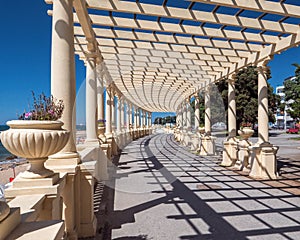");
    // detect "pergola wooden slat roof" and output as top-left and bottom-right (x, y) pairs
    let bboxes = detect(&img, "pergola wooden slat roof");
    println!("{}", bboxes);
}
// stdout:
(47, 0), (300, 112)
